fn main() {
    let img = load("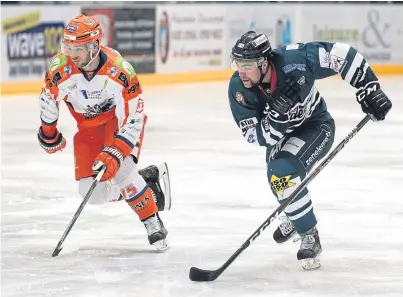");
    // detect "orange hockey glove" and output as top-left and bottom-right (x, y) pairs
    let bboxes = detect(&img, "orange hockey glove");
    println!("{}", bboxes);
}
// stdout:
(38, 127), (66, 154)
(92, 146), (124, 182)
